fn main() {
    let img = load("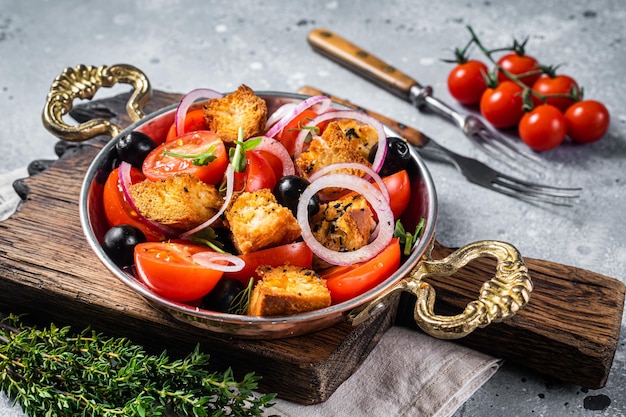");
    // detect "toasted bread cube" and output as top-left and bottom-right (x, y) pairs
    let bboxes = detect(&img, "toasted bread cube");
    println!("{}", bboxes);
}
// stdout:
(247, 265), (331, 316)
(311, 194), (375, 253)
(203, 84), (267, 143)
(295, 121), (372, 179)
(225, 189), (301, 254)
(336, 118), (380, 160)
(130, 173), (223, 231)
